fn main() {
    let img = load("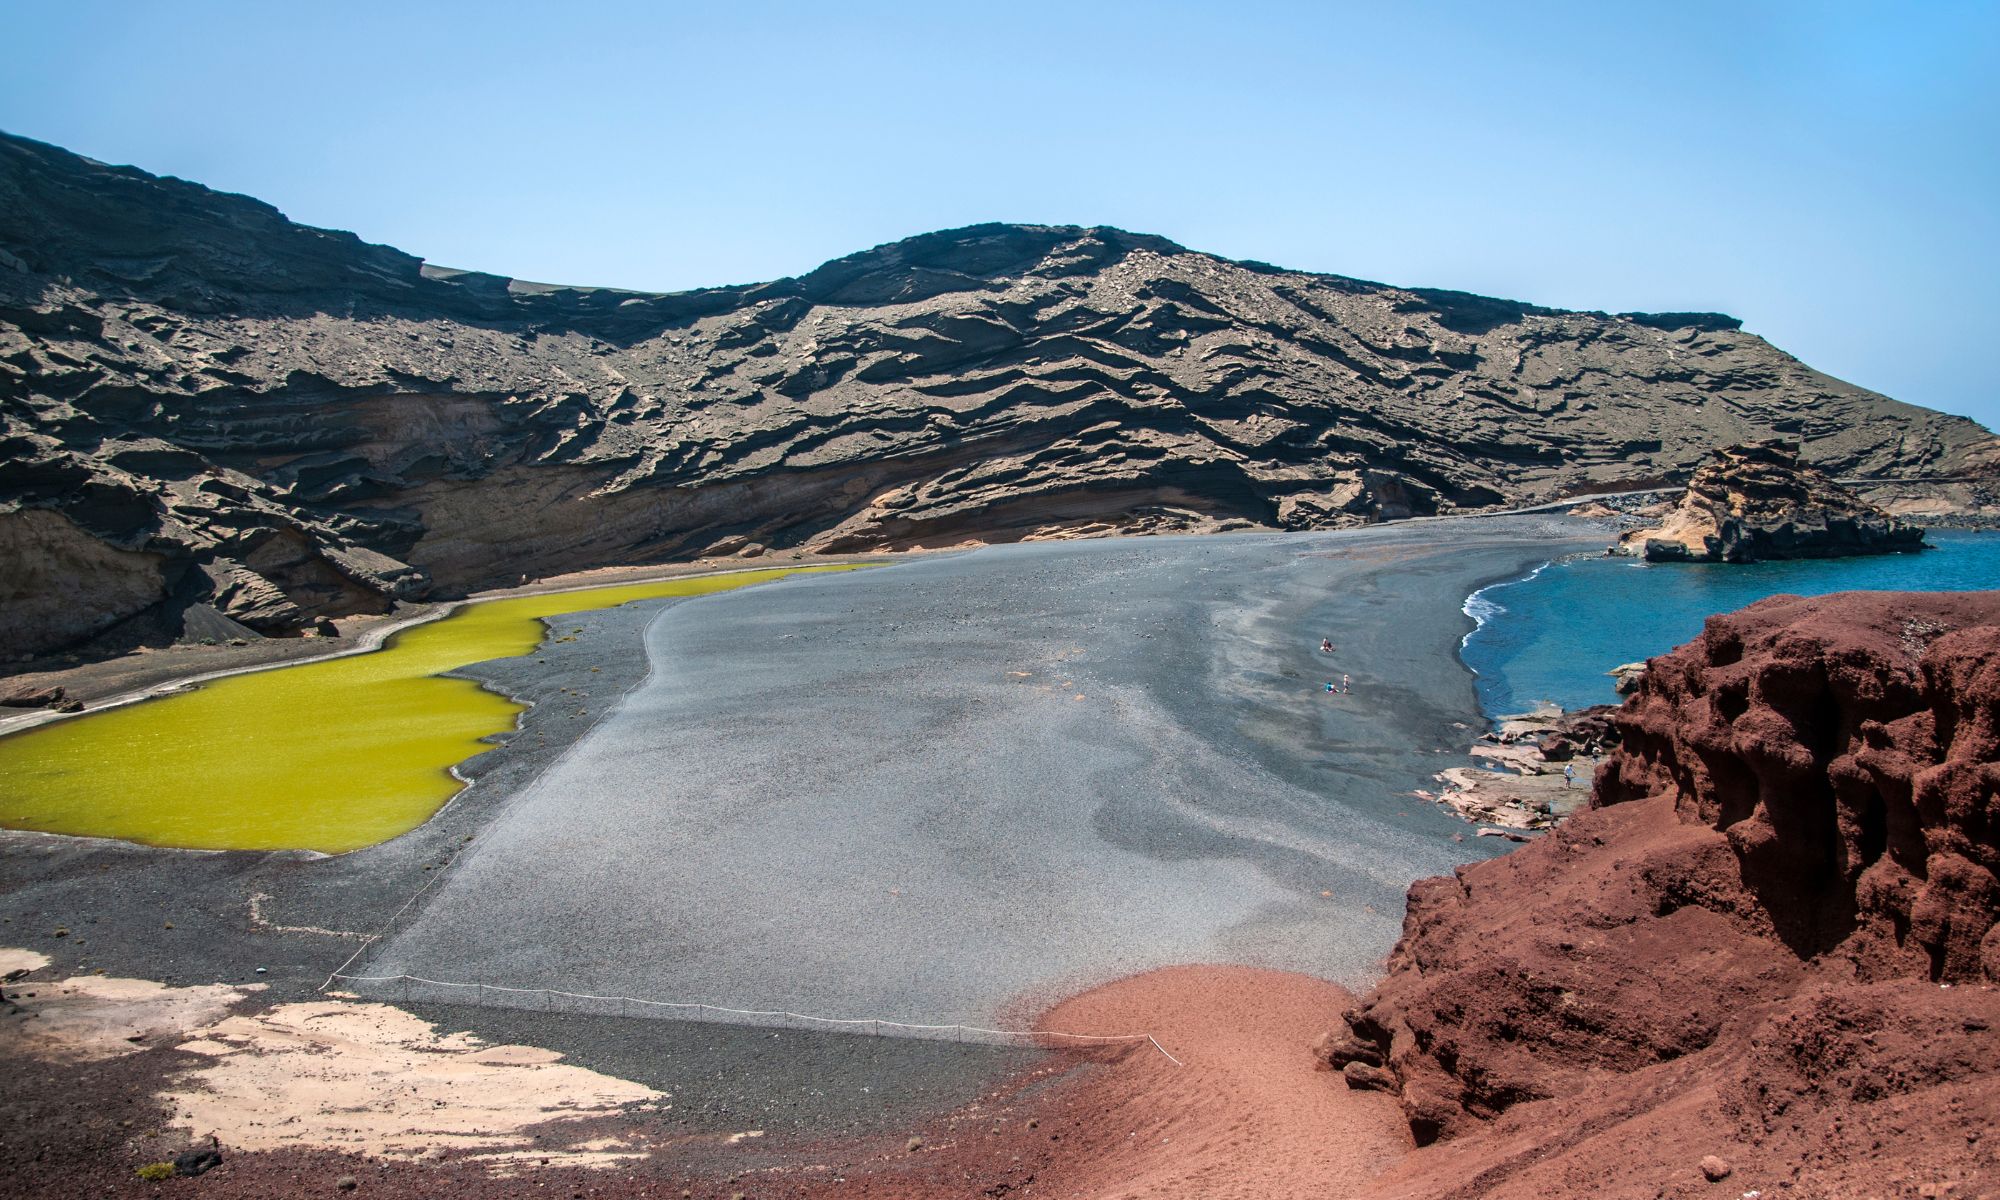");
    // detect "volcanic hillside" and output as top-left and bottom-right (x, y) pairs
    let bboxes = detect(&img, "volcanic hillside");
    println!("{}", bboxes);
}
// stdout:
(3, 131), (1995, 653)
